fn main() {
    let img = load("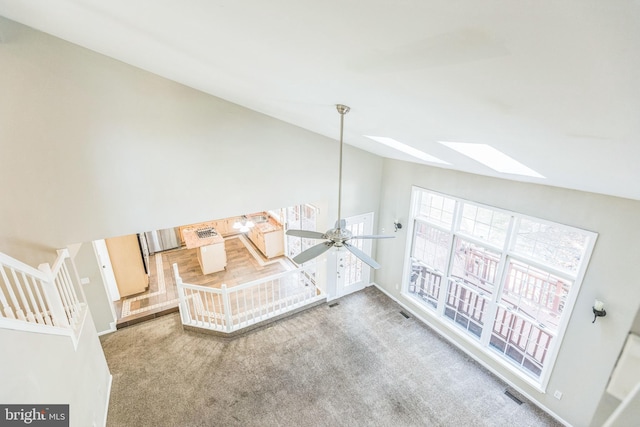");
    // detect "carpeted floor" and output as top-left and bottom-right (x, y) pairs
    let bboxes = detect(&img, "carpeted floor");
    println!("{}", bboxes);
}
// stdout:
(100, 286), (562, 427)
